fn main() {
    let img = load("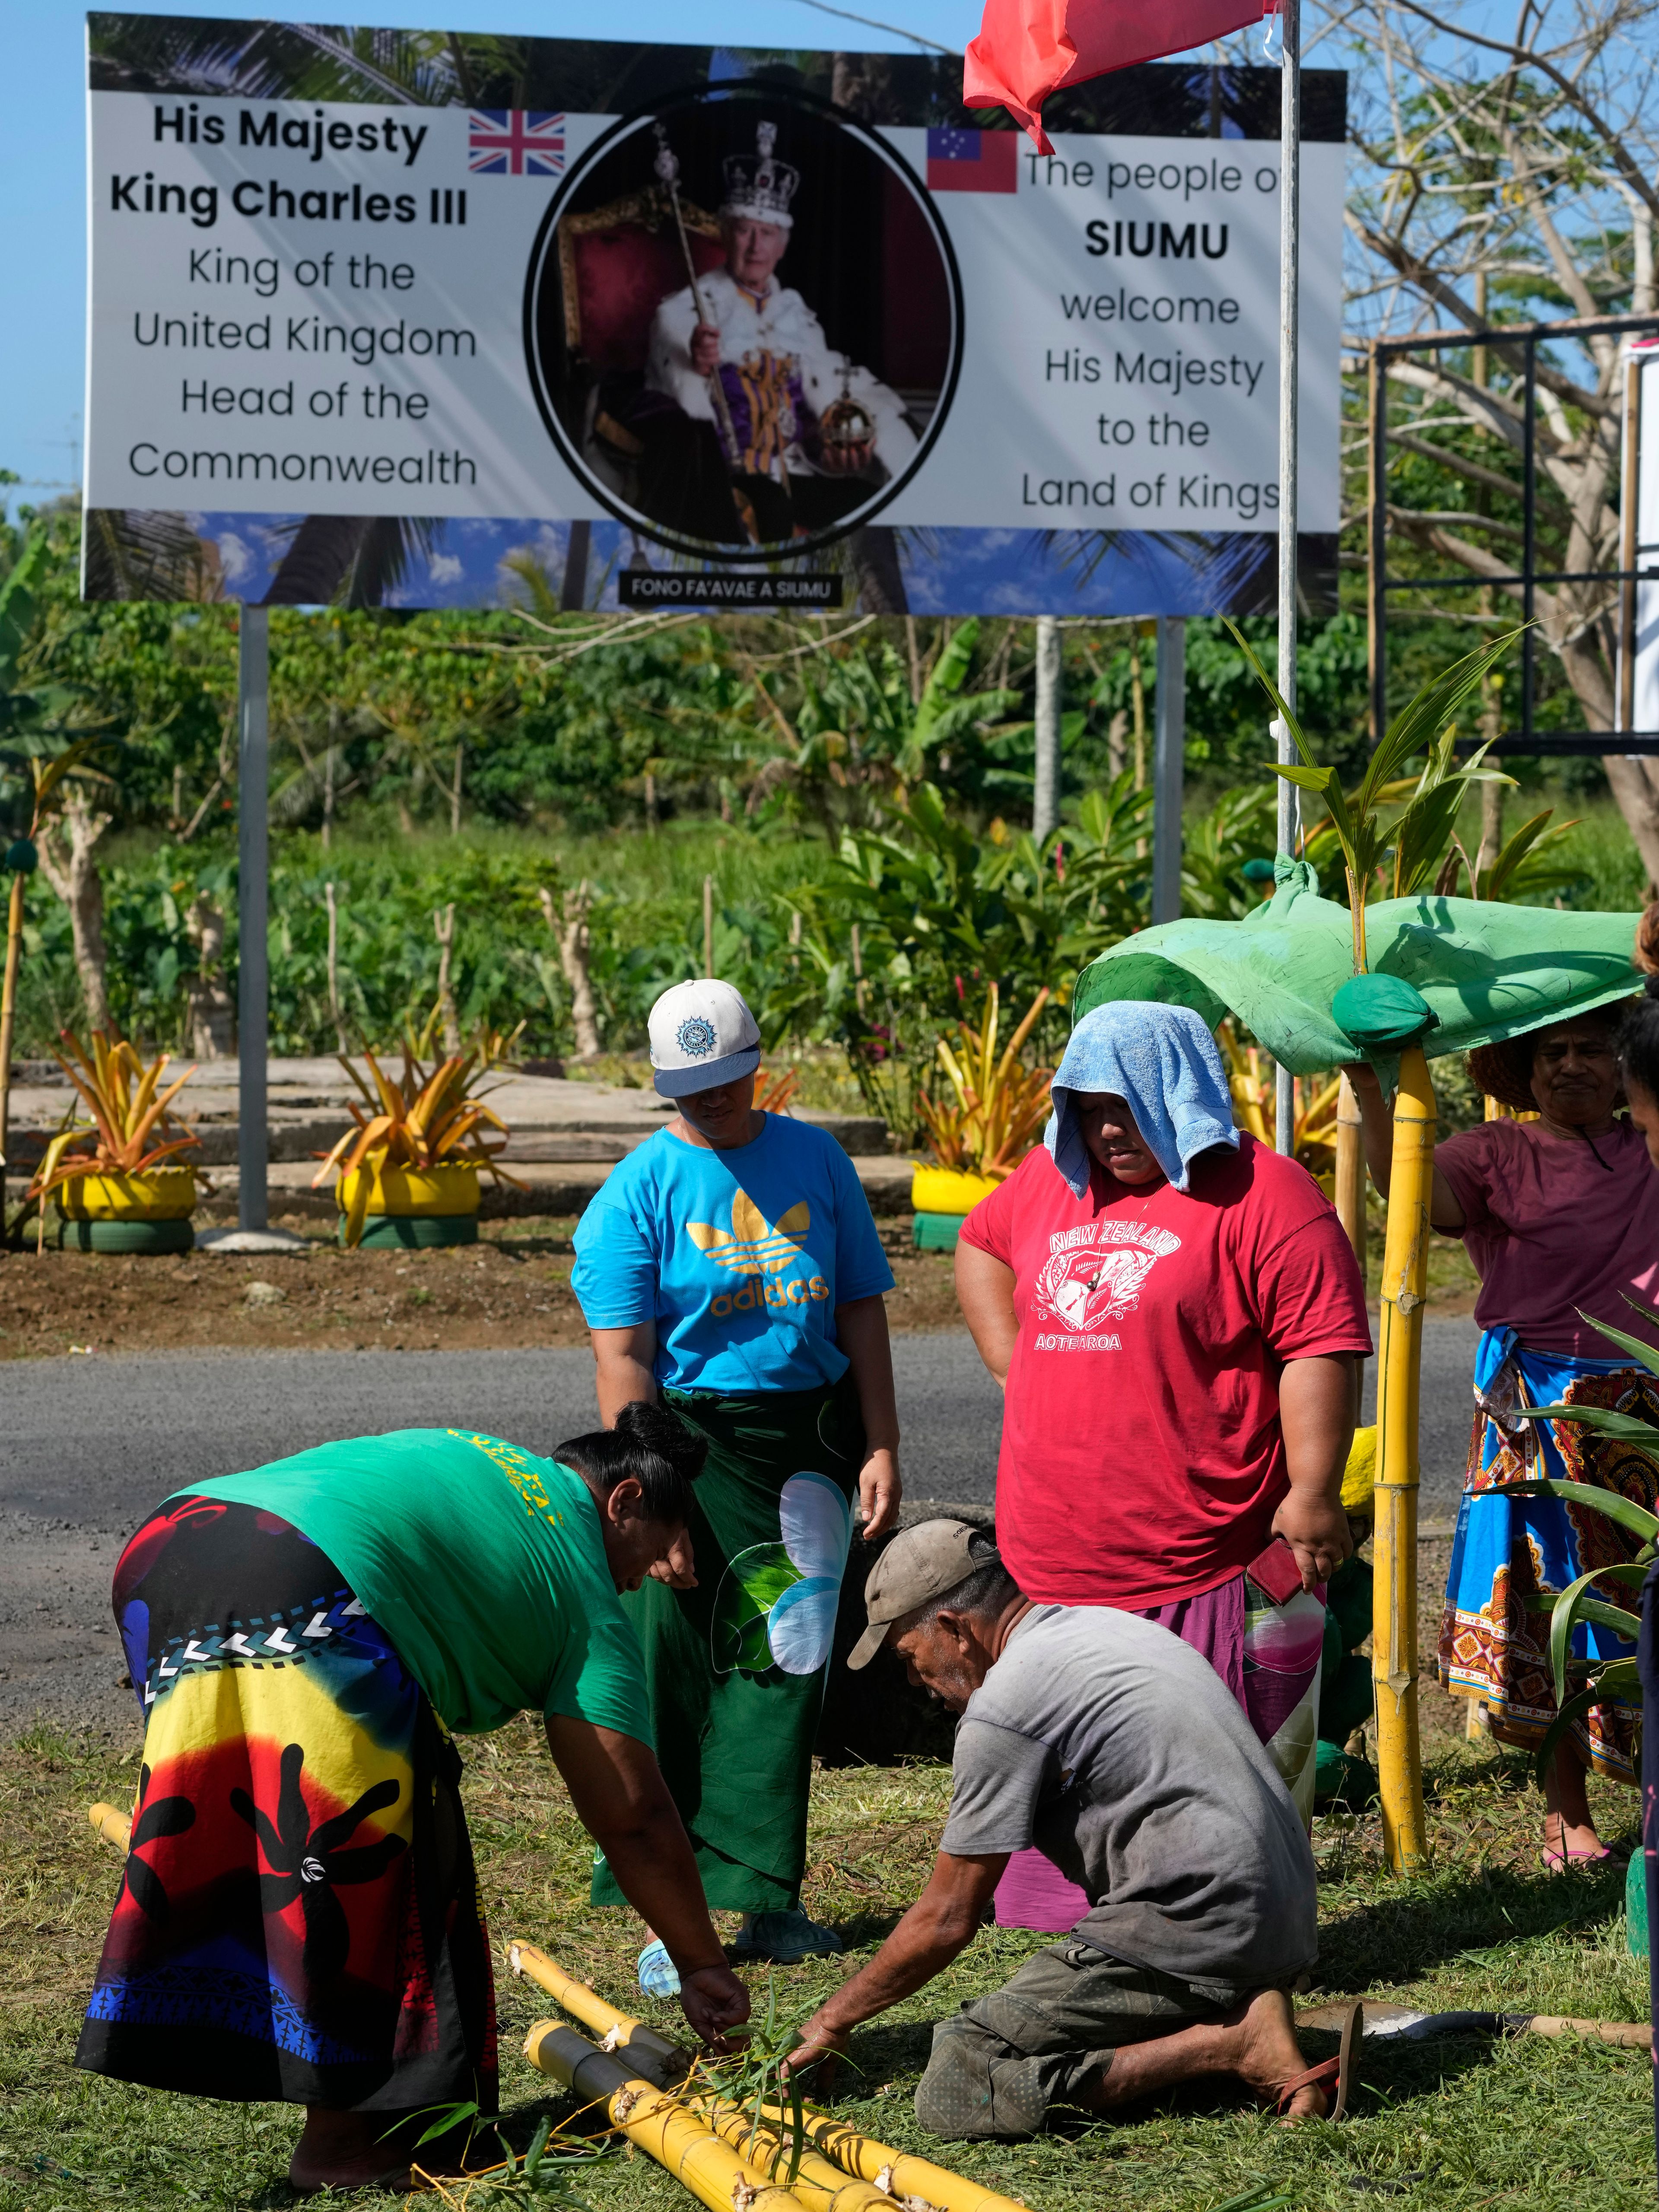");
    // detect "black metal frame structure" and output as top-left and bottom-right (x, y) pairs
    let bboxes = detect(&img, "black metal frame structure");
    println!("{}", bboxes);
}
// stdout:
(1367, 310), (1659, 755)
